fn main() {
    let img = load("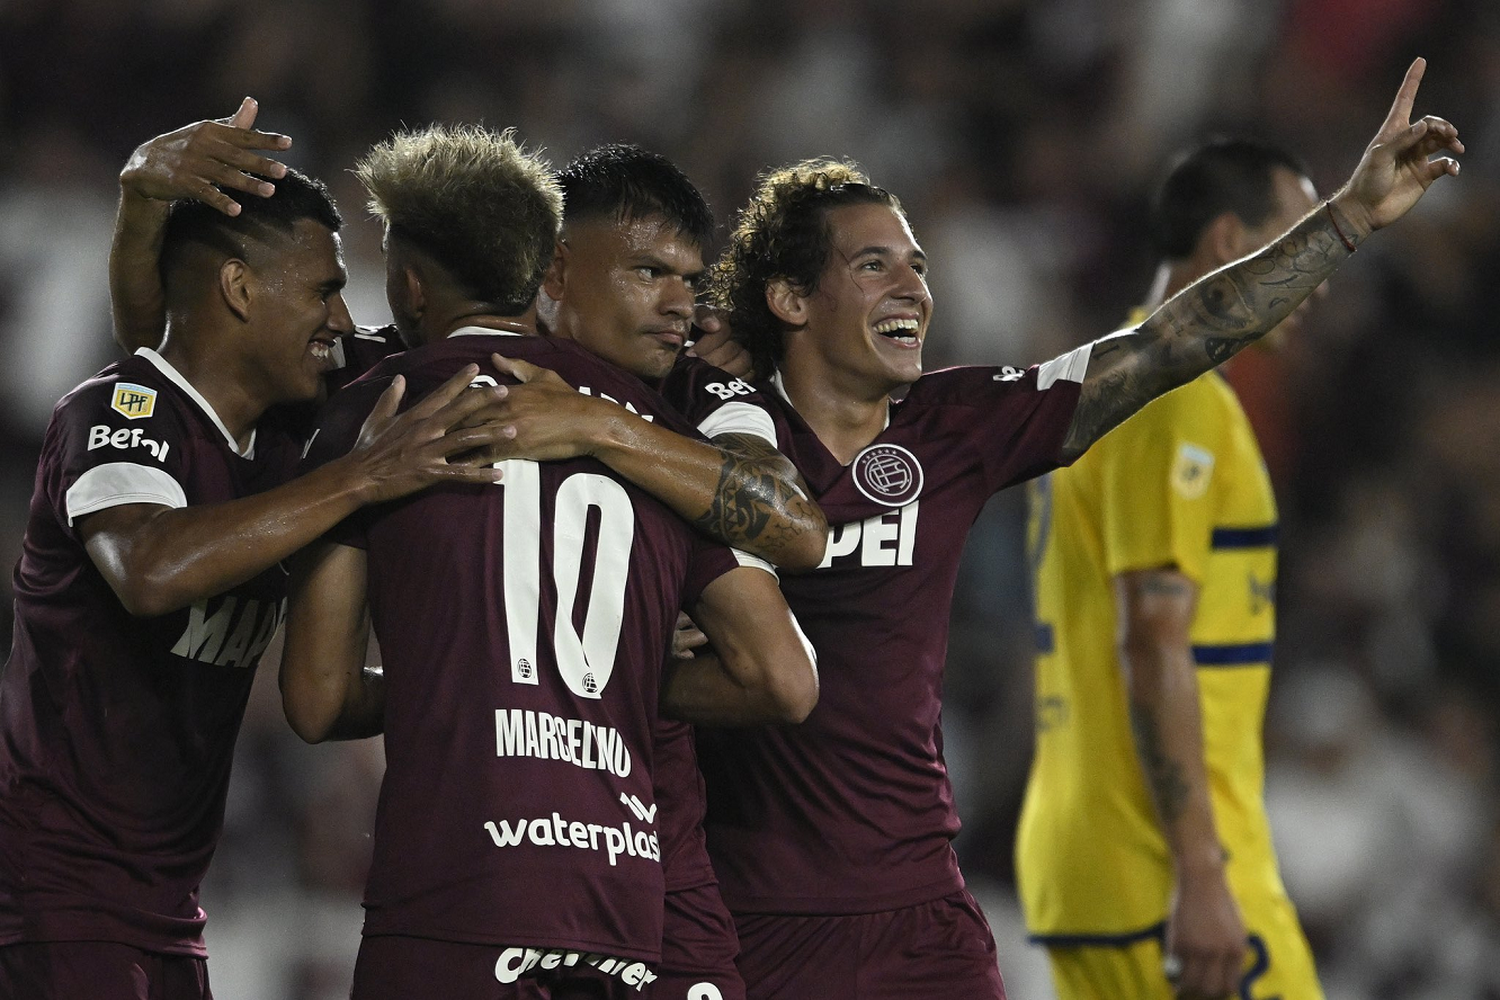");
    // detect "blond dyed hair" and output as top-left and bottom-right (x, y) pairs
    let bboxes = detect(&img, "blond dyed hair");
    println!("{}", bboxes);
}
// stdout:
(356, 125), (562, 313)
